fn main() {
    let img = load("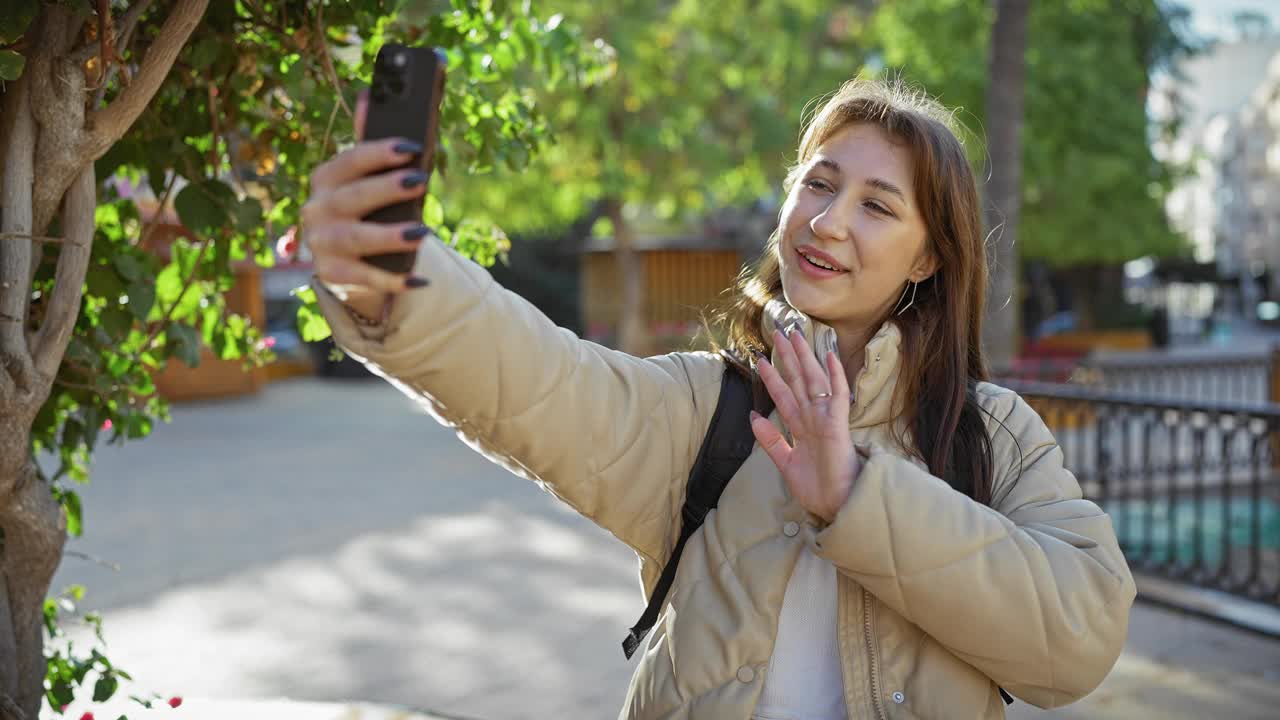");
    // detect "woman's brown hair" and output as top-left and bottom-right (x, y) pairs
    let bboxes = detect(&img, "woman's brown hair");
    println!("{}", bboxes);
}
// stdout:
(711, 78), (996, 505)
